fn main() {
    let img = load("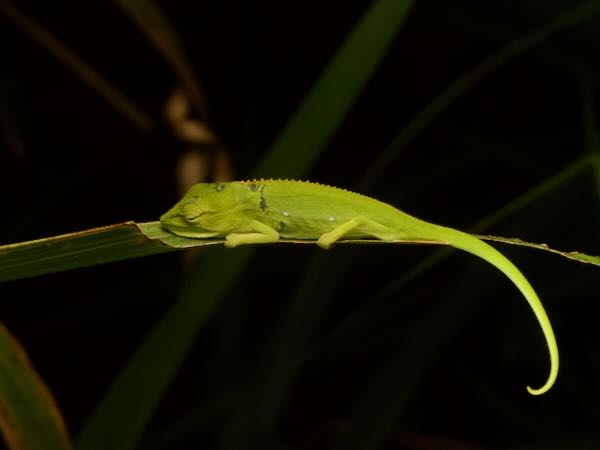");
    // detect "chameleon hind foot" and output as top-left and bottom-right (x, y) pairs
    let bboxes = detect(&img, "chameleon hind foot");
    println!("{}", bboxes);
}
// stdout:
(317, 216), (401, 249)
